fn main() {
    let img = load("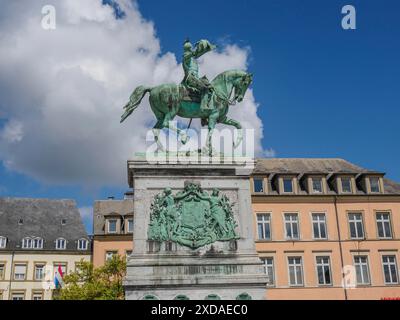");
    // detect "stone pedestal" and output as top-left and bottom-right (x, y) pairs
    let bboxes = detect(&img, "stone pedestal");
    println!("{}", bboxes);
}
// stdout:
(124, 157), (268, 300)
